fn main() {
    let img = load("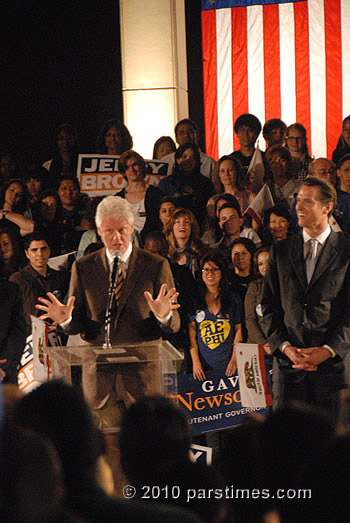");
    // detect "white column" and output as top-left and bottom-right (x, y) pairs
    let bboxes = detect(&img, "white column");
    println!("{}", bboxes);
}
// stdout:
(119, 0), (188, 158)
